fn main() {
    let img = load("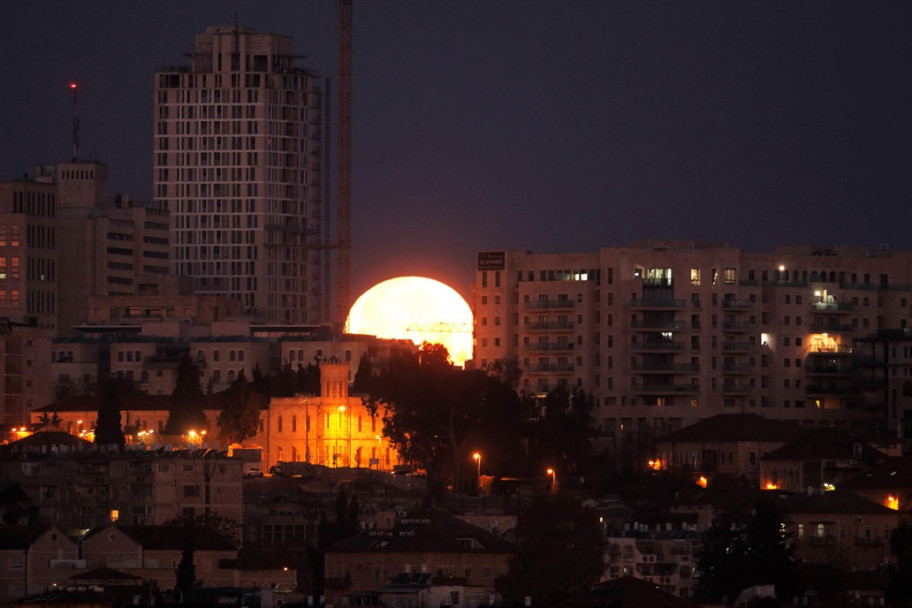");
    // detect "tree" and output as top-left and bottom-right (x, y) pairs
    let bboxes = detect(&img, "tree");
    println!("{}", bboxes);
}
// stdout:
(217, 370), (264, 445)
(352, 352), (372, 393)
(496, 494), (605, 606)
(175, 517), (196, 594)
(887, 522), (912, 606)
(695, 494), (799, 604)
(164, 354), (207, 435)
(525, 383), (597, 489)
(95, 376), (131, 448)
(0, 480), (31, 525)
(363, 344), (529, 497)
